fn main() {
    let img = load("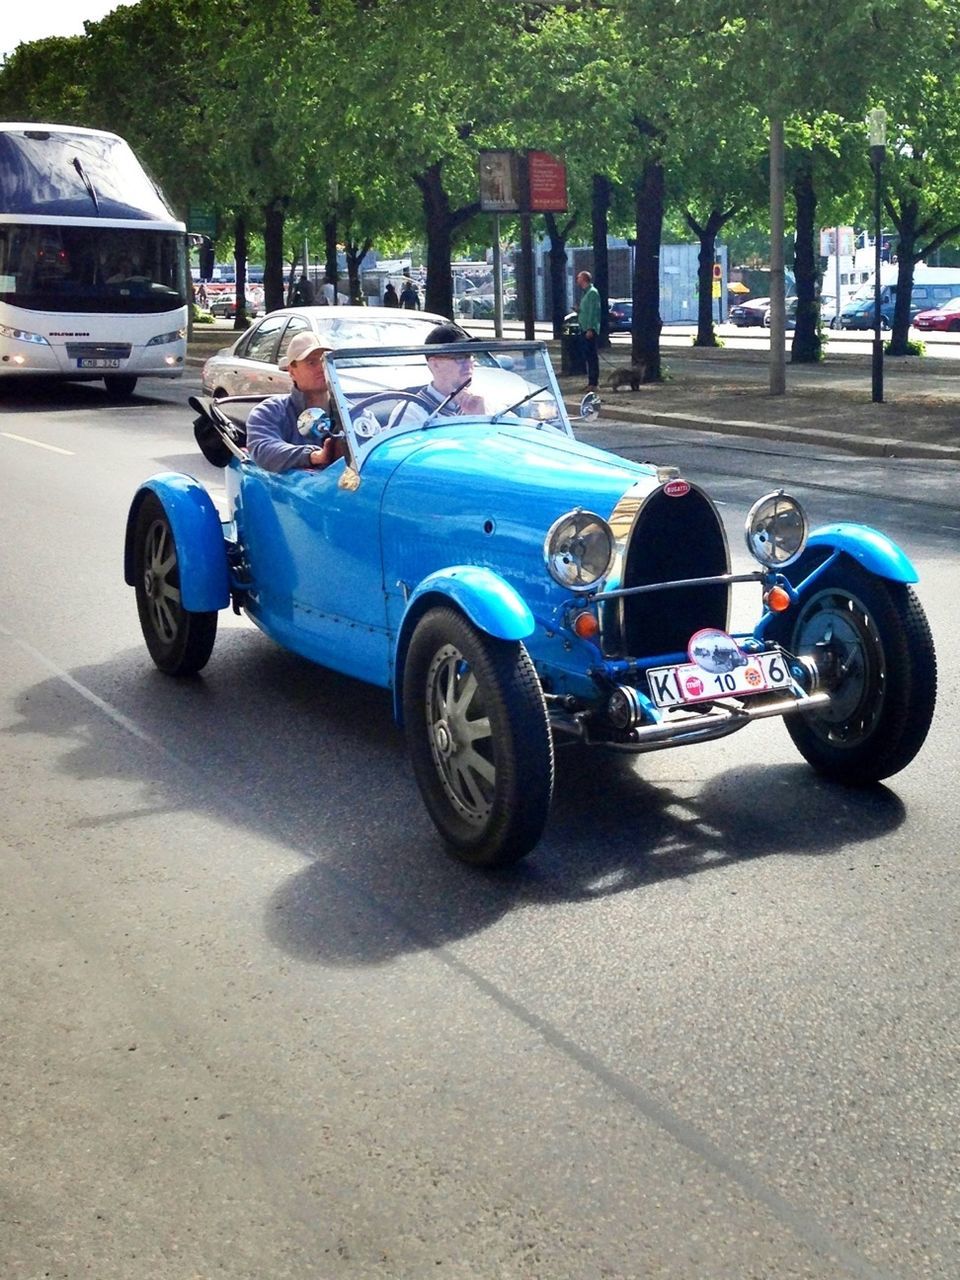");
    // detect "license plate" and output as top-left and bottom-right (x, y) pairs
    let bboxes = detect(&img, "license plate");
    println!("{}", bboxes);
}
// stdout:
(647, 651), (791, 708)
(77, 358), (121, 369)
